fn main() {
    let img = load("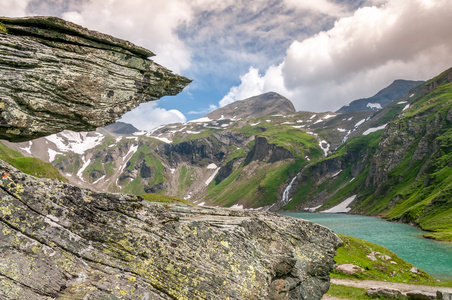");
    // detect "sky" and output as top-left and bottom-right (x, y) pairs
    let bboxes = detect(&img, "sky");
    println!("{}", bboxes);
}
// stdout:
(2, 0), (452, 130)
